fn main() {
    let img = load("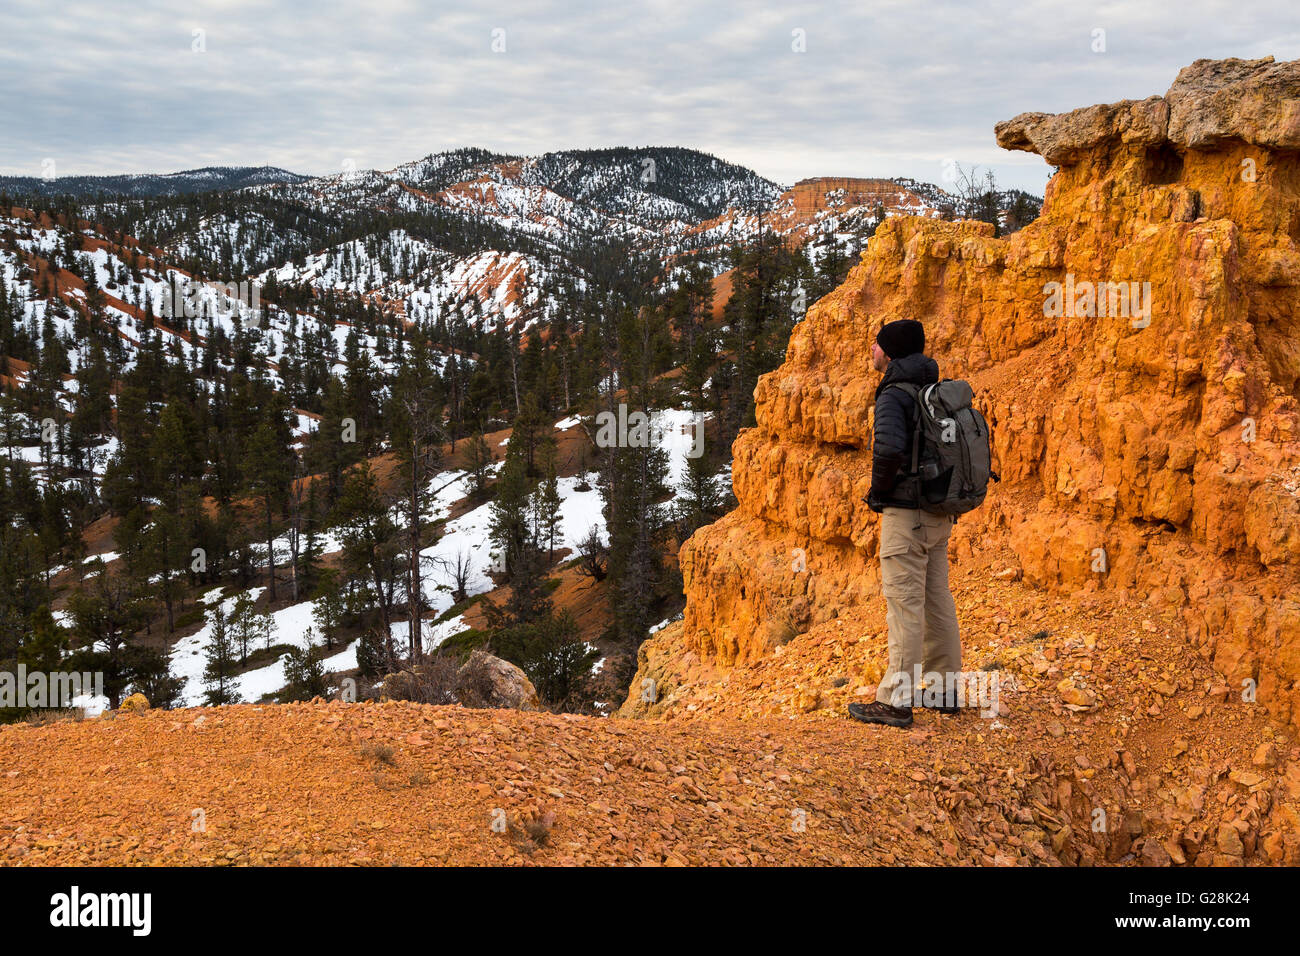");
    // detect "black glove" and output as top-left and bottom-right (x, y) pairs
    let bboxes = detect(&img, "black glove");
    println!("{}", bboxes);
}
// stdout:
(865, 489), (885, 513)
